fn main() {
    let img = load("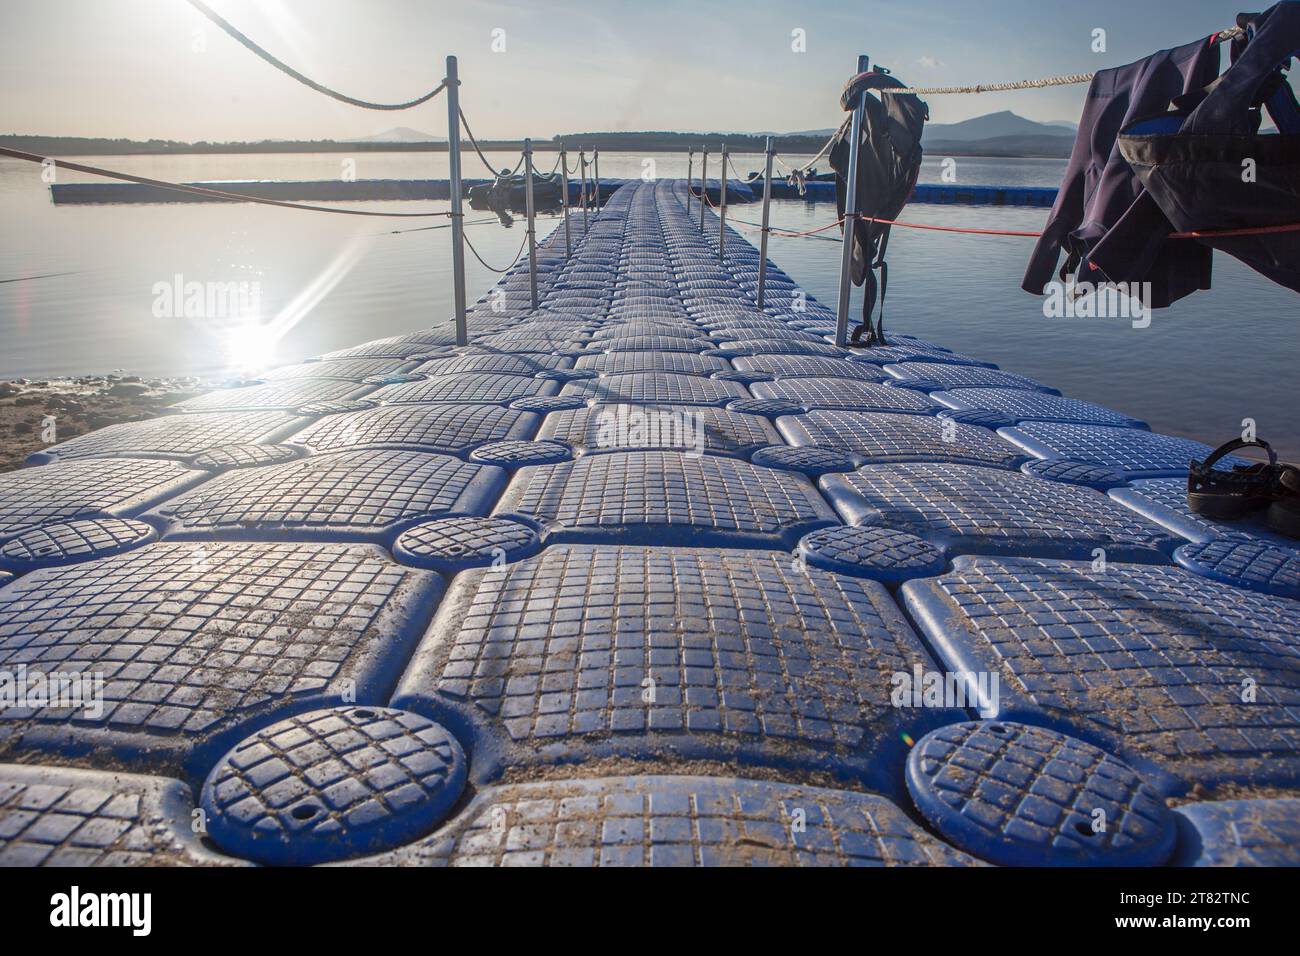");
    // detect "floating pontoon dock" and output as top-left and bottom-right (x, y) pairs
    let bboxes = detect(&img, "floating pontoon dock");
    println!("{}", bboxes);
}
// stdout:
(1, 180), (1297, 867)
